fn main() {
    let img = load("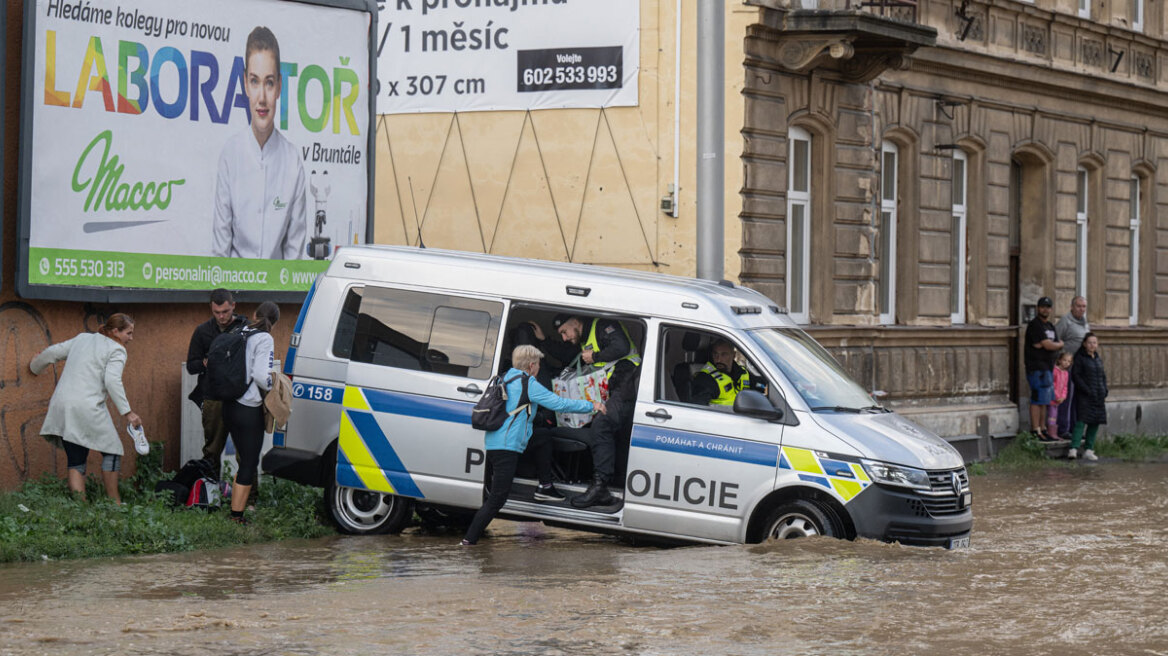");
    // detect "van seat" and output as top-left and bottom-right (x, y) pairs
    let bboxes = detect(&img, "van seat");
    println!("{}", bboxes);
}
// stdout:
(671, 332), (705, 403)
